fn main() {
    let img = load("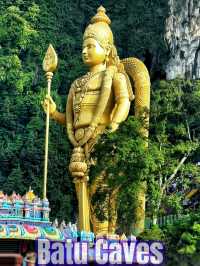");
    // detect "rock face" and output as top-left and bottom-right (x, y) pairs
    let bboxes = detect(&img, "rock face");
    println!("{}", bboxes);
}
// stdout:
(165, 0), (200, 79)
